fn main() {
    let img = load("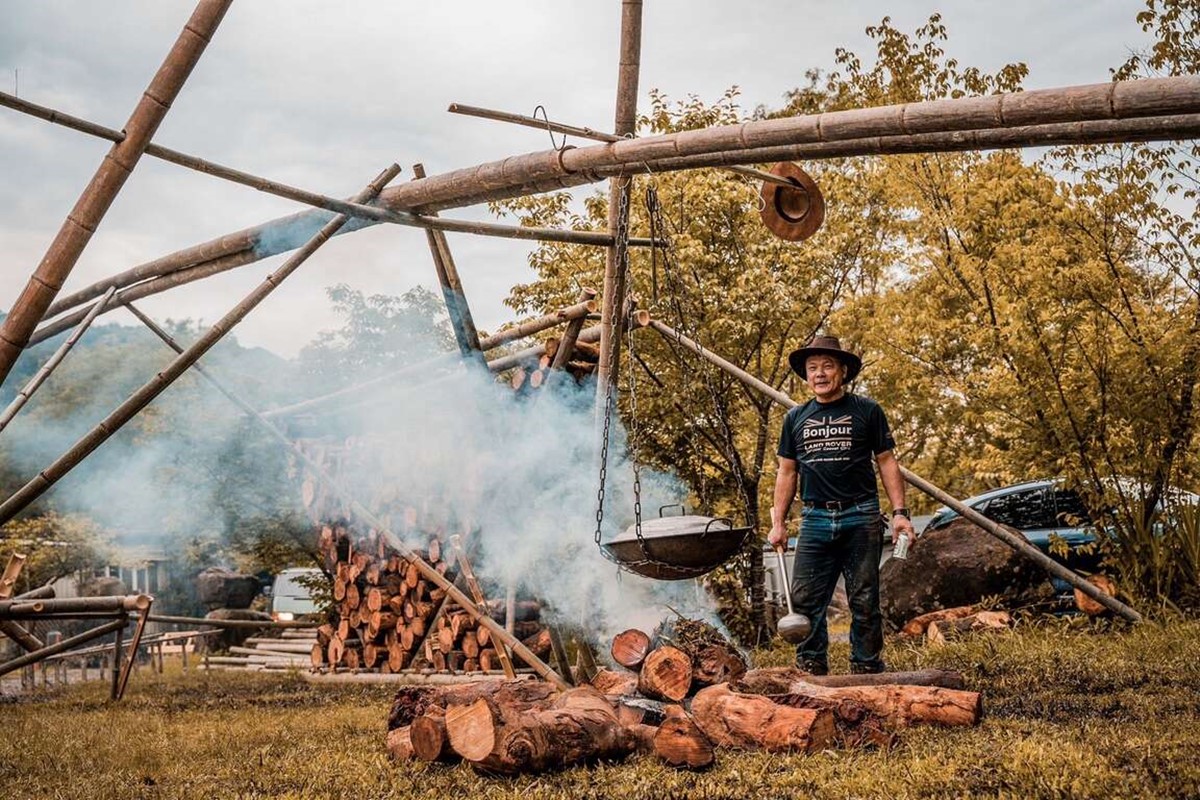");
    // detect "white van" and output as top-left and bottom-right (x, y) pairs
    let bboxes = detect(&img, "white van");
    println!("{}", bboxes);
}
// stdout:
(269, 567), (324, 621)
